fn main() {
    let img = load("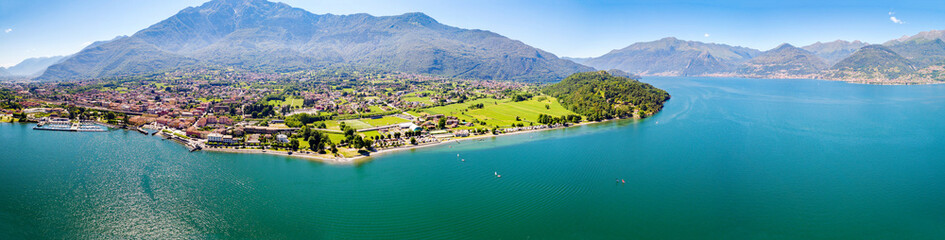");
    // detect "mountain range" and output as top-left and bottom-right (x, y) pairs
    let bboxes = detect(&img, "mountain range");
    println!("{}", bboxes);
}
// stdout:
(0, 56), (67, 78)
(15, 0), (945, 84)
(571, 37), (760, 76)
(801, 40), (868, 65)
(37, 0), (591, 82)
(576, 32), (945, 84)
